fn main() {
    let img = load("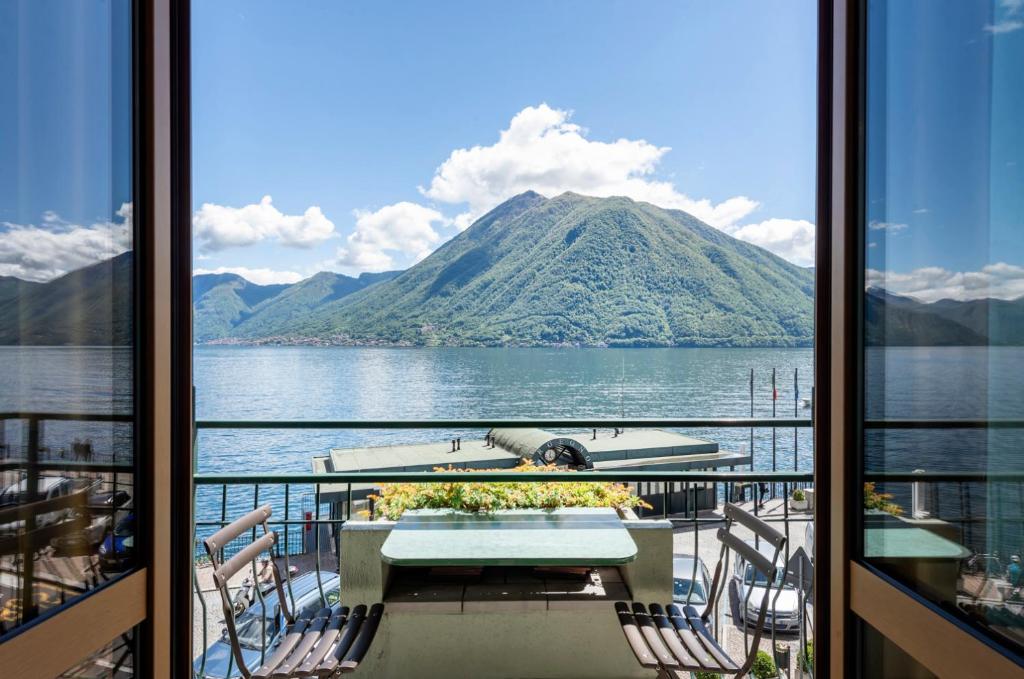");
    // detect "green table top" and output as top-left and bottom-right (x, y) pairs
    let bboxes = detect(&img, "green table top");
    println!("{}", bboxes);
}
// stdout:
(864, 525), (972, 560)
(380, 508), (639, 567)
